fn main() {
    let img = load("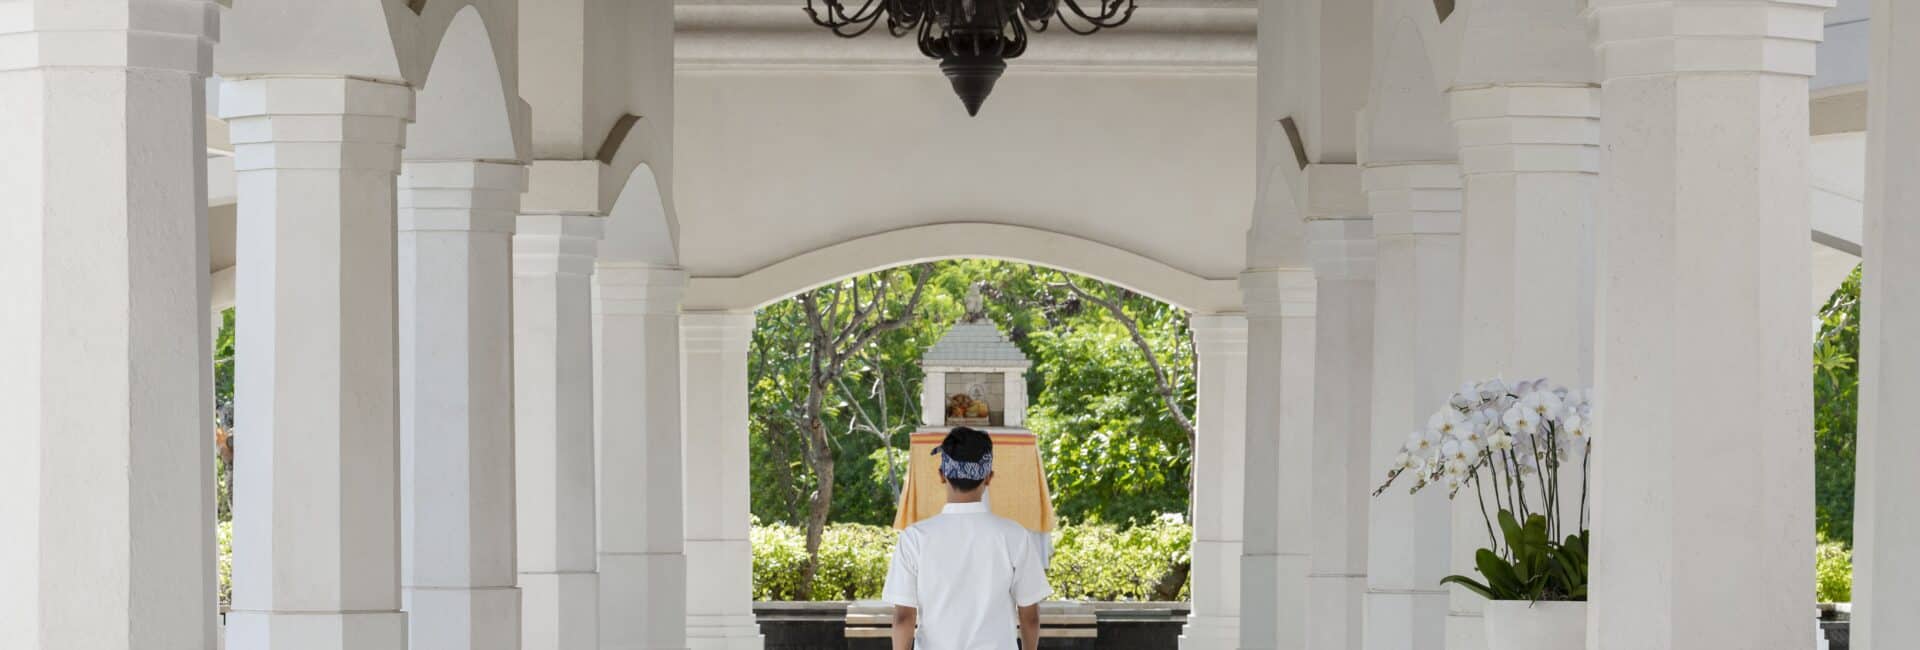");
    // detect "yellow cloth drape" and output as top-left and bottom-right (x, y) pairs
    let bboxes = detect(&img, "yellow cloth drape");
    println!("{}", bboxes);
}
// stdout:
(894, 431), (1056, 533)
